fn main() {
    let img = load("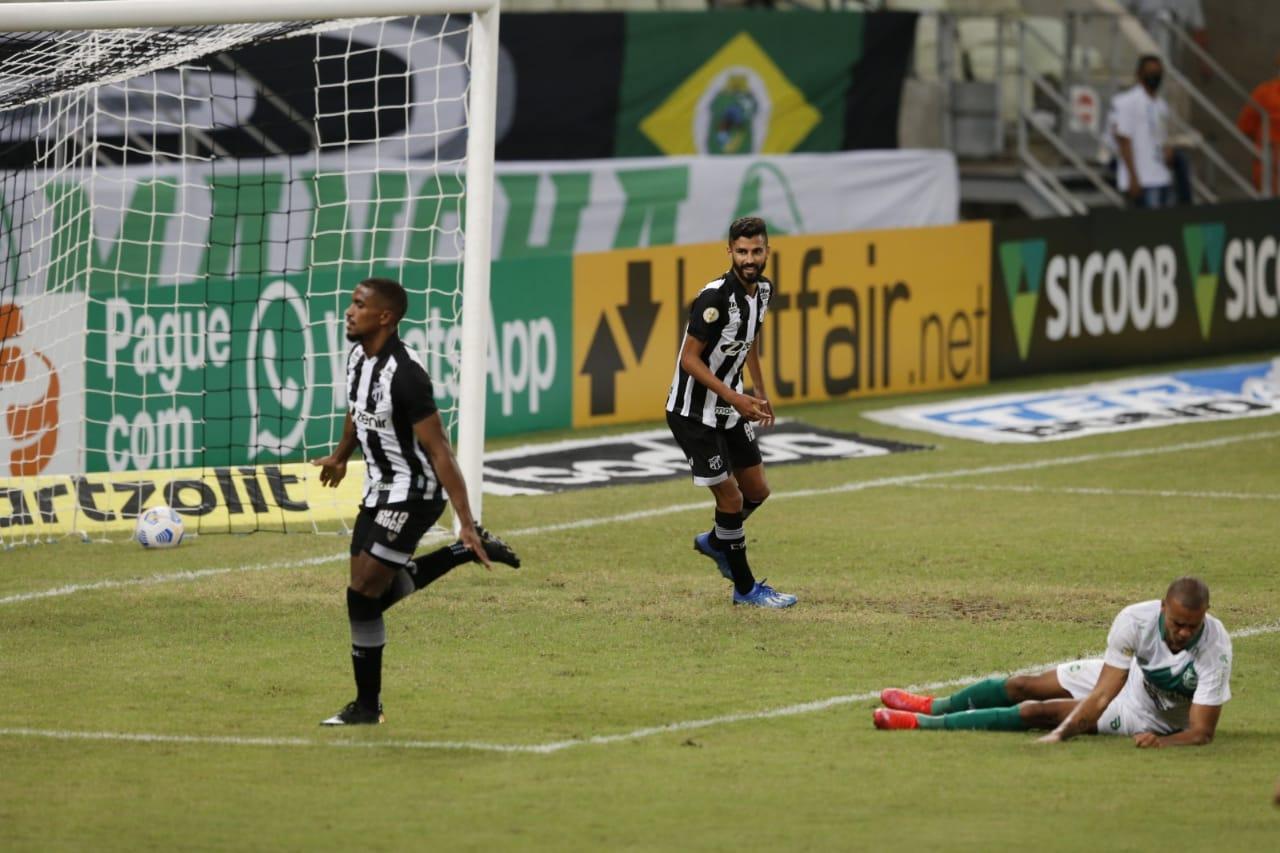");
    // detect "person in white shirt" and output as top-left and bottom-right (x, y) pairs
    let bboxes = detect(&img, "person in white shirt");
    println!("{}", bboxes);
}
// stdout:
(1113, 55), (1176, 208)
(873, 577), (1231, 748)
